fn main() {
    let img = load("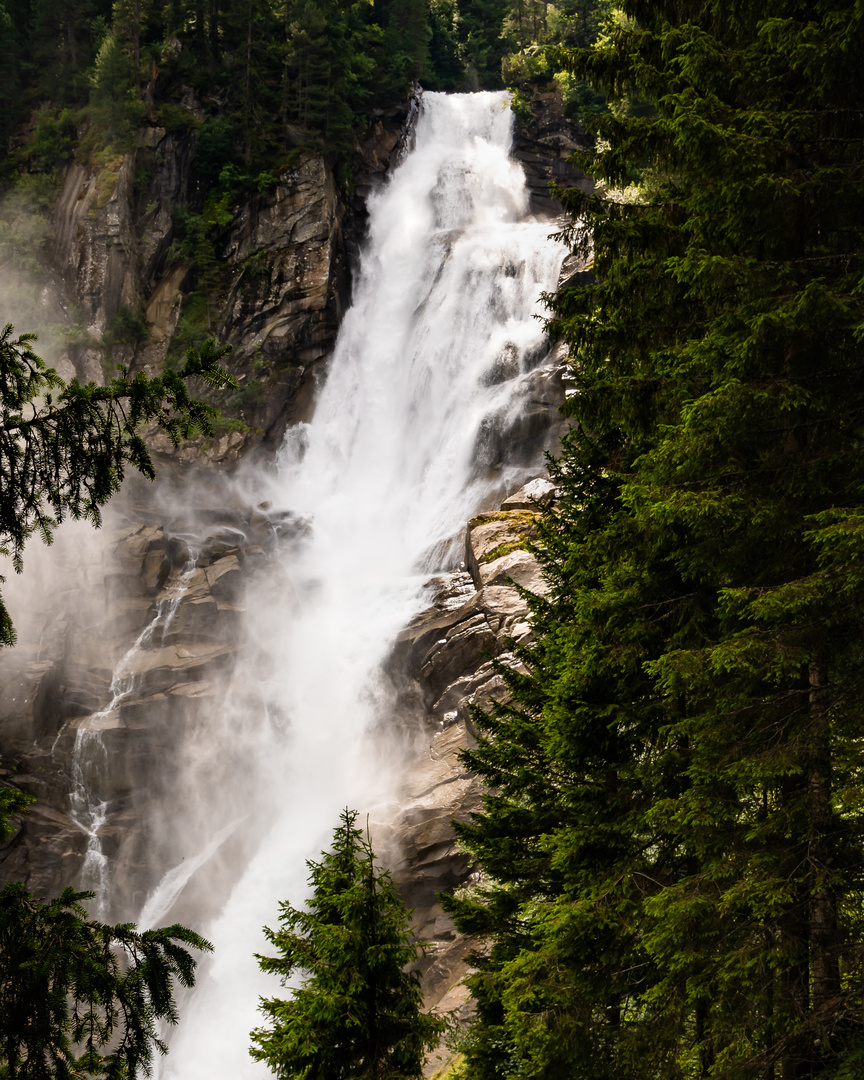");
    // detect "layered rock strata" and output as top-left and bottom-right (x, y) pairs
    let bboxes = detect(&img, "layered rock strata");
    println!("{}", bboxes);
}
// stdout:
(389, 477), (556, 1075)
